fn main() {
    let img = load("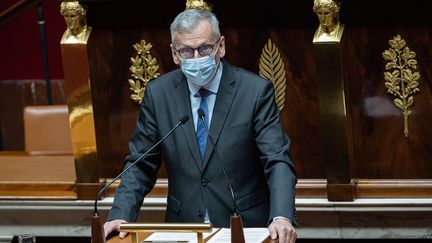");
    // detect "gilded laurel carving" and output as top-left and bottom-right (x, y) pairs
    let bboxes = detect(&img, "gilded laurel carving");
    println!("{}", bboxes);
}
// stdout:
(259, 38), (287, 111)
(129, 40), (160, 103)
(382, 34), (420, 138)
